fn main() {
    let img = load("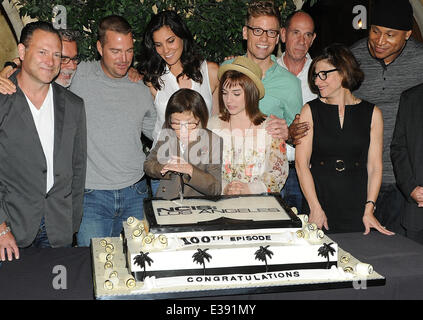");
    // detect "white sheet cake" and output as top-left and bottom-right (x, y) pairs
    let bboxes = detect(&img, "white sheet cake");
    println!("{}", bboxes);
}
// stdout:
(91, 195), (383, 298)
